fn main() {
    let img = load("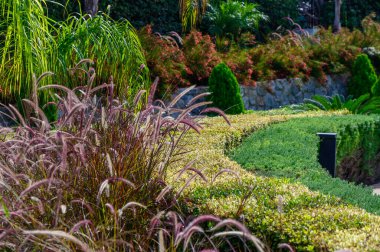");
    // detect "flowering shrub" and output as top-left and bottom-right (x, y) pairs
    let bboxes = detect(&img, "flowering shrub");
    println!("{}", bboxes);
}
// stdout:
(182, 30), (221, 85)
(221, 49), (256, 86)
(138, 15), (379, 93)
(139, 28), (220, 94)
(138, 25), (191, 95)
